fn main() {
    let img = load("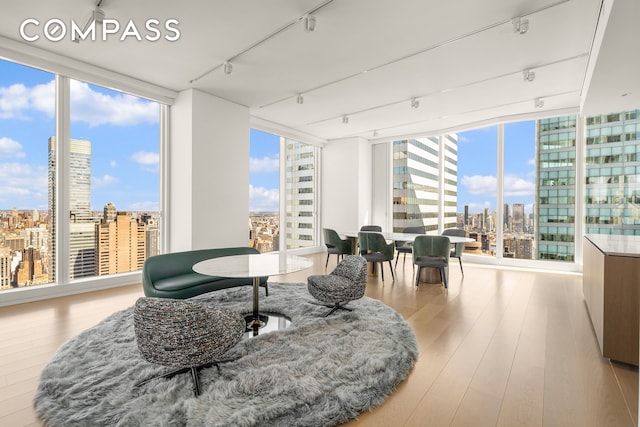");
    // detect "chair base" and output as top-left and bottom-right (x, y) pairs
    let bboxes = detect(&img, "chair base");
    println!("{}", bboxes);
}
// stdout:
(311, 301), (353, 317)
(136, 357), (238, 397)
